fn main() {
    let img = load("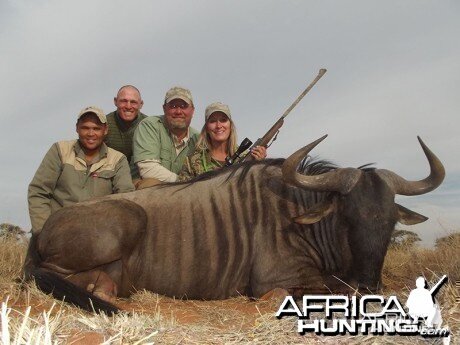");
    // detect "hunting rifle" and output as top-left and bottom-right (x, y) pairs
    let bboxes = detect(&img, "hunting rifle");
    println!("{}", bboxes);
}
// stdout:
(226, 68), (327, 166)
